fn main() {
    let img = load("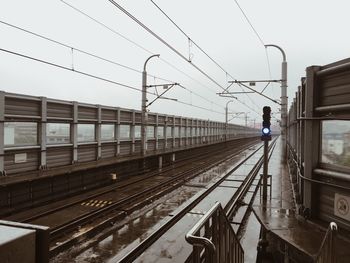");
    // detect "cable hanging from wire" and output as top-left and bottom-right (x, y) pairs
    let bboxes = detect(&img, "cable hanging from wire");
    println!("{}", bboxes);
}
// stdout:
(59, 0), (258, 116)
(149, 0), (263, 114)
(59, 0), (217, 94)
(0, 19), (227, 112)
(106, 0), (262, 115)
